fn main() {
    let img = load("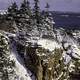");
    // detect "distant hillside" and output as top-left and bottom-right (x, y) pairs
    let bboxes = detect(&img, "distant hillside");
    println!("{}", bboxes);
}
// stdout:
(51, 11), (80, 29)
